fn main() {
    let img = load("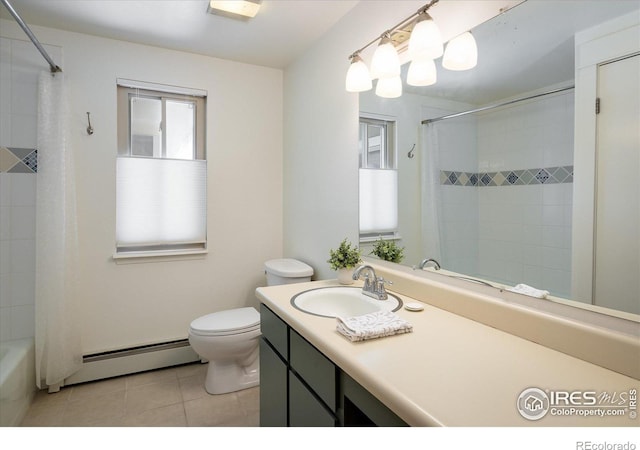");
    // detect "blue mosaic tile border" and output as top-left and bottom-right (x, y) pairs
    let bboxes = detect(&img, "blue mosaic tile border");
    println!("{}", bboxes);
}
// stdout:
(0, 147), (38, 173)
(441, 166), (573, 187)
